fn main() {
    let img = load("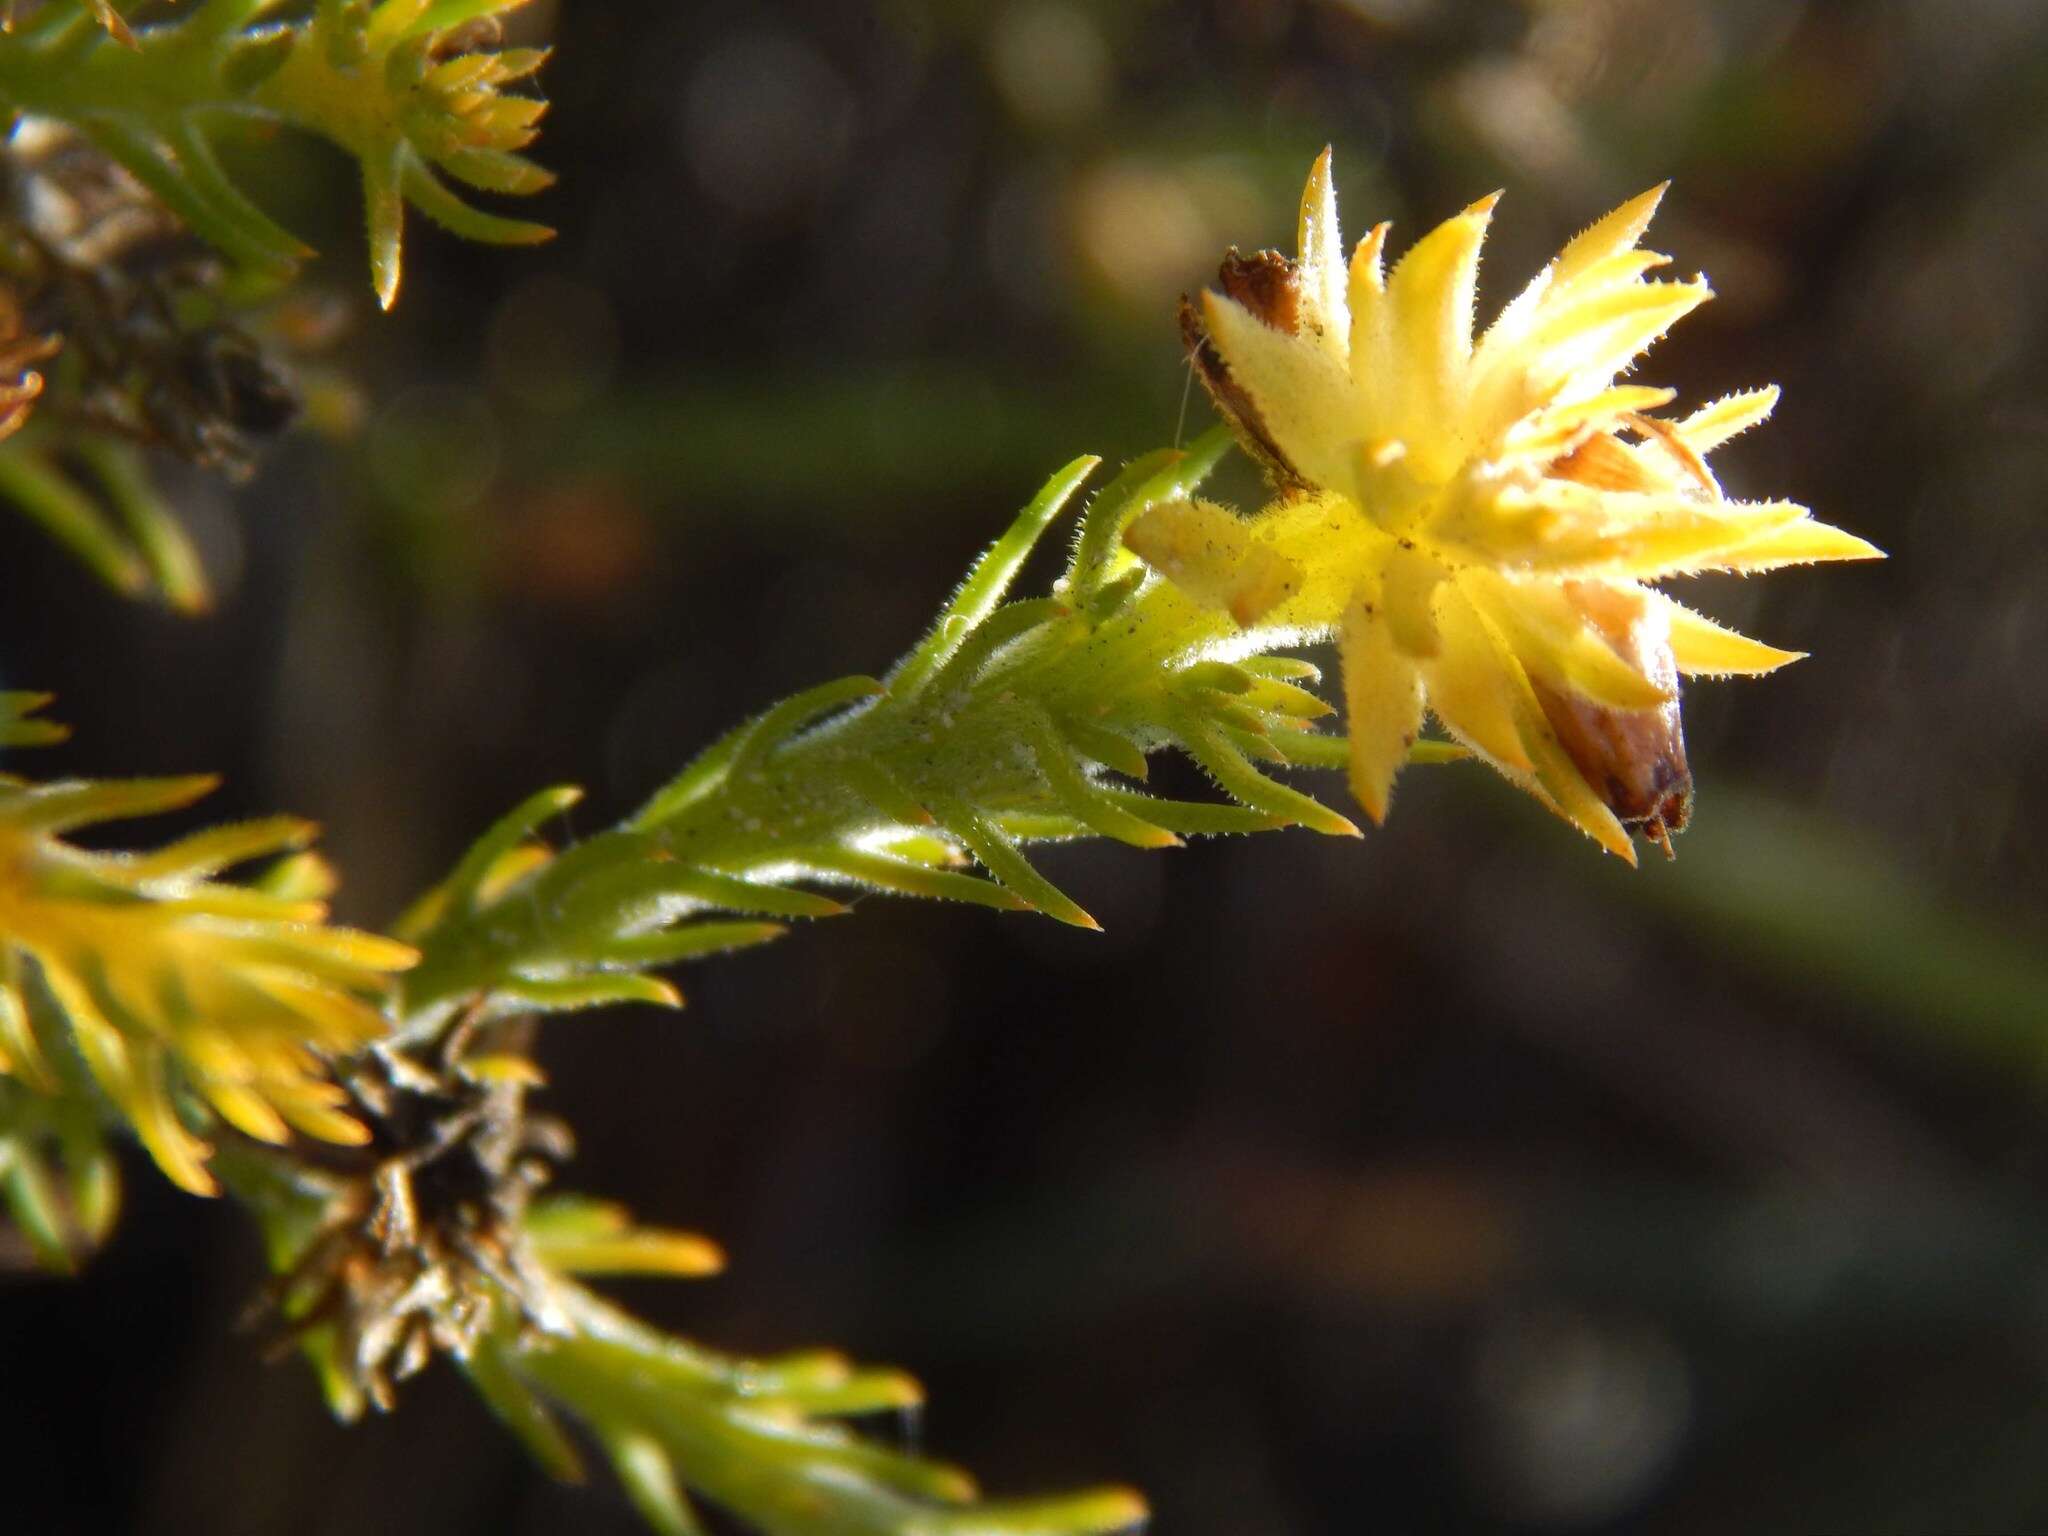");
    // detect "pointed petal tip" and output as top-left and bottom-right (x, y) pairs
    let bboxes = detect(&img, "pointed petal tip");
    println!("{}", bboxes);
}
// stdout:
(1619, 181), (1672, 226)
(1347, 775), (1391, 828)
(1740, 636), (1809, 672)
(1466, 190), (1504, 219)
